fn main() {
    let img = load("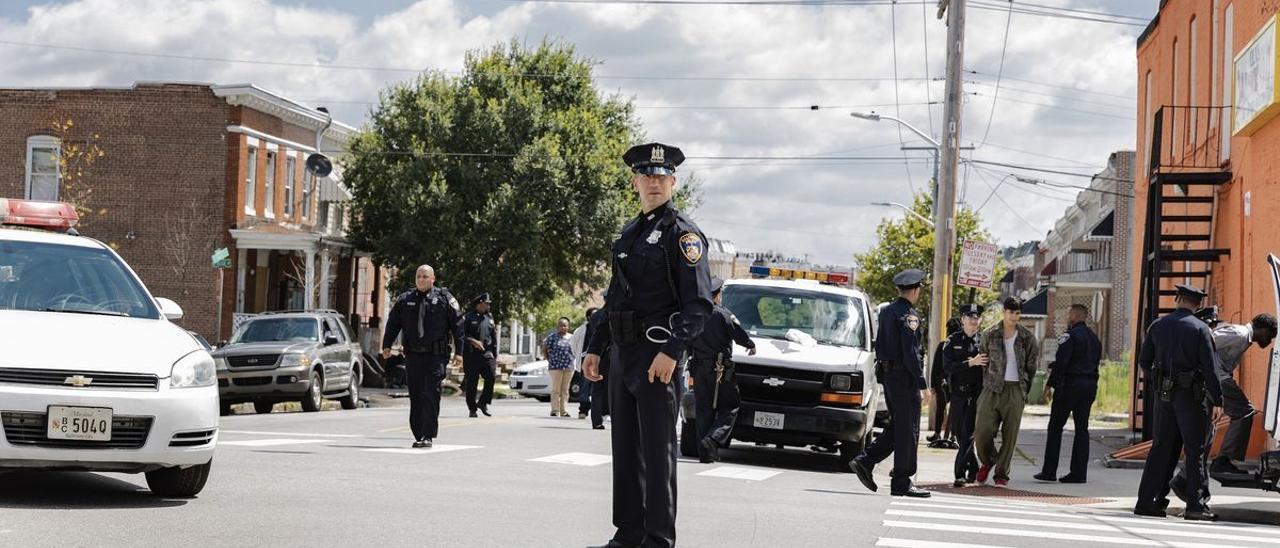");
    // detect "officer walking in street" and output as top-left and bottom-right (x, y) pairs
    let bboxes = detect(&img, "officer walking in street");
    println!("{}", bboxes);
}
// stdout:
(382, 265), (463, 449)
(458, 292), (498, 418)
(1134, 284), (1223, 521)
(689, 276), (757, 463)
(1035, 303), (1102, 484)
(849, 268), (931, 498)
(944, 303), (986, 487)
(582, 142), (714, 548)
